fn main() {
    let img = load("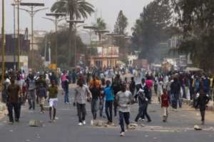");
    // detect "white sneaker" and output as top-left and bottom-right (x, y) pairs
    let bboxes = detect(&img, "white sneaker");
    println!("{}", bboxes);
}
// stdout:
(83, 121), (86, 125)
(90, 120), (94, 125)
(120, 132), (125, 136)
(78, 122), (83, 126)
